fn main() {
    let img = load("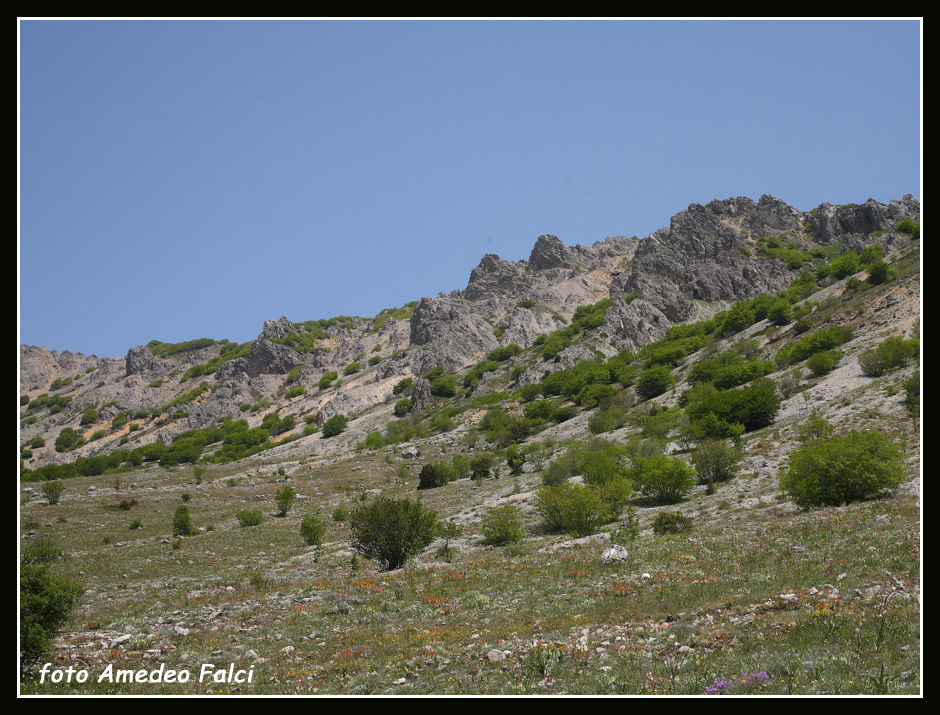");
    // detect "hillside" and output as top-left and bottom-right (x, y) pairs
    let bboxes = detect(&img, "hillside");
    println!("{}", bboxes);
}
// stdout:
(19, 194), (921, 695)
